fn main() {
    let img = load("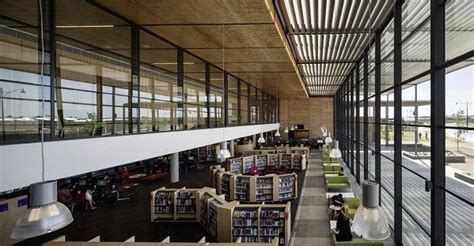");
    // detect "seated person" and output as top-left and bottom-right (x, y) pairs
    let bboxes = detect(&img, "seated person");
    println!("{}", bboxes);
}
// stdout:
(333, 211), (352, 242)
(338, 167), (345, 176)
(57, 185), (72, 203)
(331, 193), (345, 208)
